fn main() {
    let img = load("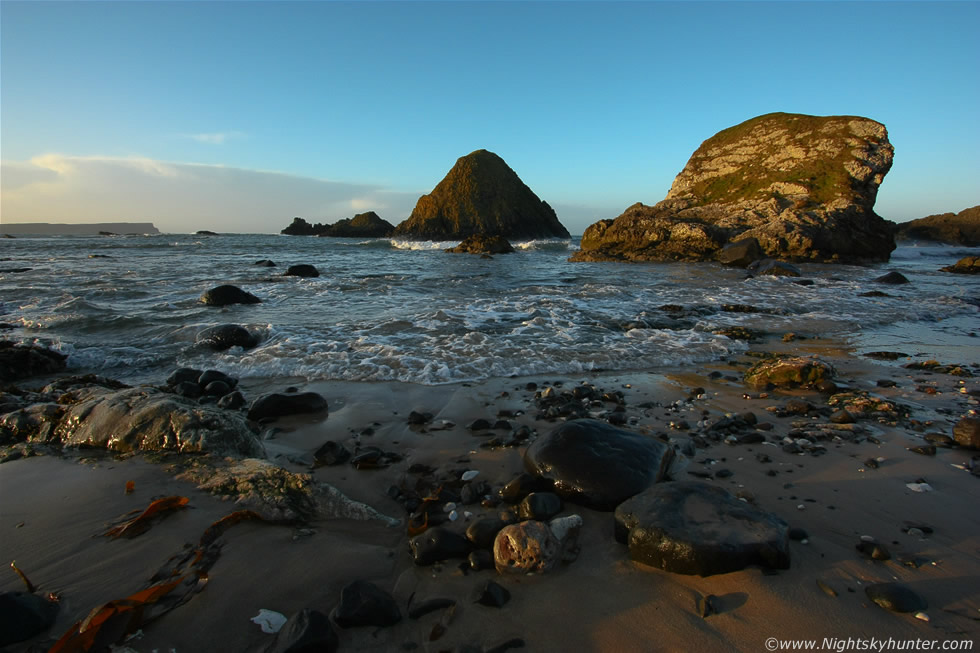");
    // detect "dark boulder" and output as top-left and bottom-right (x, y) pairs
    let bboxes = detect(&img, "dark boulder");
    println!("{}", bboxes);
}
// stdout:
(446, 235), (516, 255)
(614, 481), (791, 576)
(572, 113), (895, 264)
(314, 440), (351, 466)
(409, 527), (471, 566)
(874, 271), (910, 284)
(753, 260), (802, 277)
(896, 206), (980, 246)
(393, 149), (570, 240)
(517, 492), (563, 521)
(196, 324), (259, 351)
(284, 264), (320, 278)
(0, 592), (59, 646)
(523, 419), (674, 510)
(200, 285), (261, 306)
(265, 608), (338, 653)
(744, 356), (835, 389)
(247, 392), (328, 422)
(717, 237), (764, 267)
(0, 341), (67, 383)
(281, 217), (328, 236)
(466, 517), (508, 549)
(332, 581), (401, 628)
(953, 417), (980, 449)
